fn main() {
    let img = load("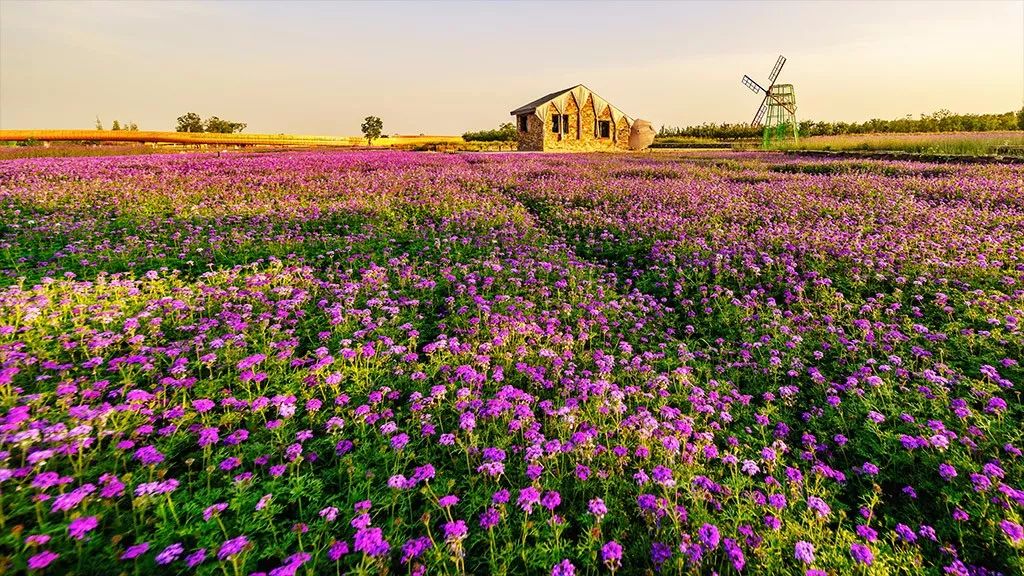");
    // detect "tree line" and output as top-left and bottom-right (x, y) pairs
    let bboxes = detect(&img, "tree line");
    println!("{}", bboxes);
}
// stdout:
(659, 108), (1024, 140)
(175, 112), (247, 134)
(95, 117), (138, 131)
(462, 123), (517, 142)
